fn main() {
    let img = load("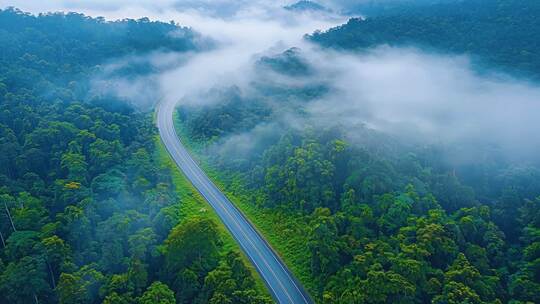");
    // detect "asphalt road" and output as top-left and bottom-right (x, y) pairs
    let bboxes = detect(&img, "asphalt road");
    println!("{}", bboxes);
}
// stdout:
(157, 101), (313, 304)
